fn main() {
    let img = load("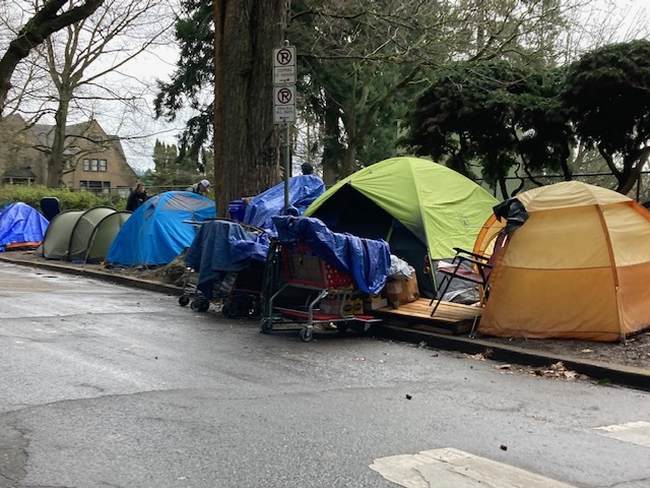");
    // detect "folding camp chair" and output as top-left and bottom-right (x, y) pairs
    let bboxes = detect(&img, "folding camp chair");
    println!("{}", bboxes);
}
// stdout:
(430, 232), (508, 318)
